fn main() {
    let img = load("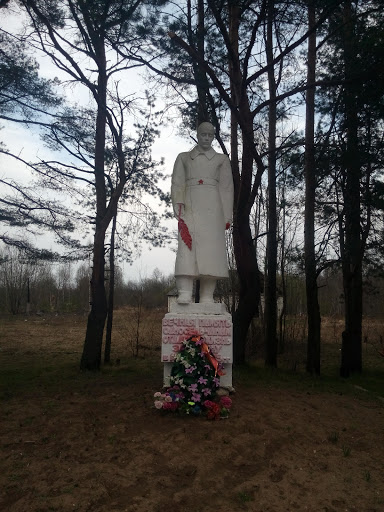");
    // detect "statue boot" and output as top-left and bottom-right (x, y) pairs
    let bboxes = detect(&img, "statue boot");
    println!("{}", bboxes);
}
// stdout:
(199, 277), (216, 303)
(176, 275), (193, 304)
